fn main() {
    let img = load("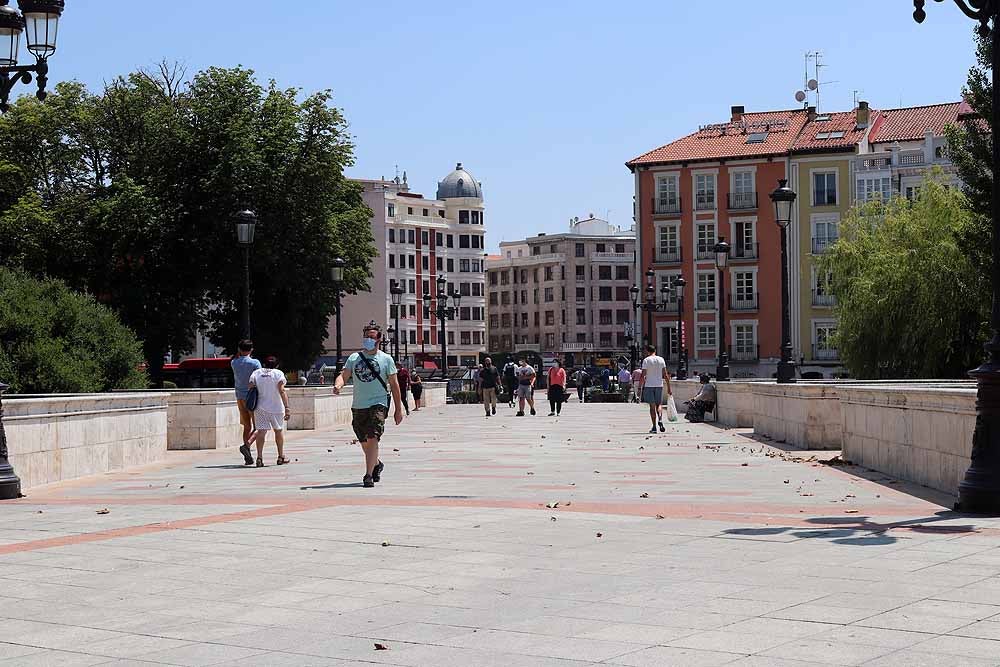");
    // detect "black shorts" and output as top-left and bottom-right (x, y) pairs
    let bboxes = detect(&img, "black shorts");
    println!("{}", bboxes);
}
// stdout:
(352, 405), (387, 442)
